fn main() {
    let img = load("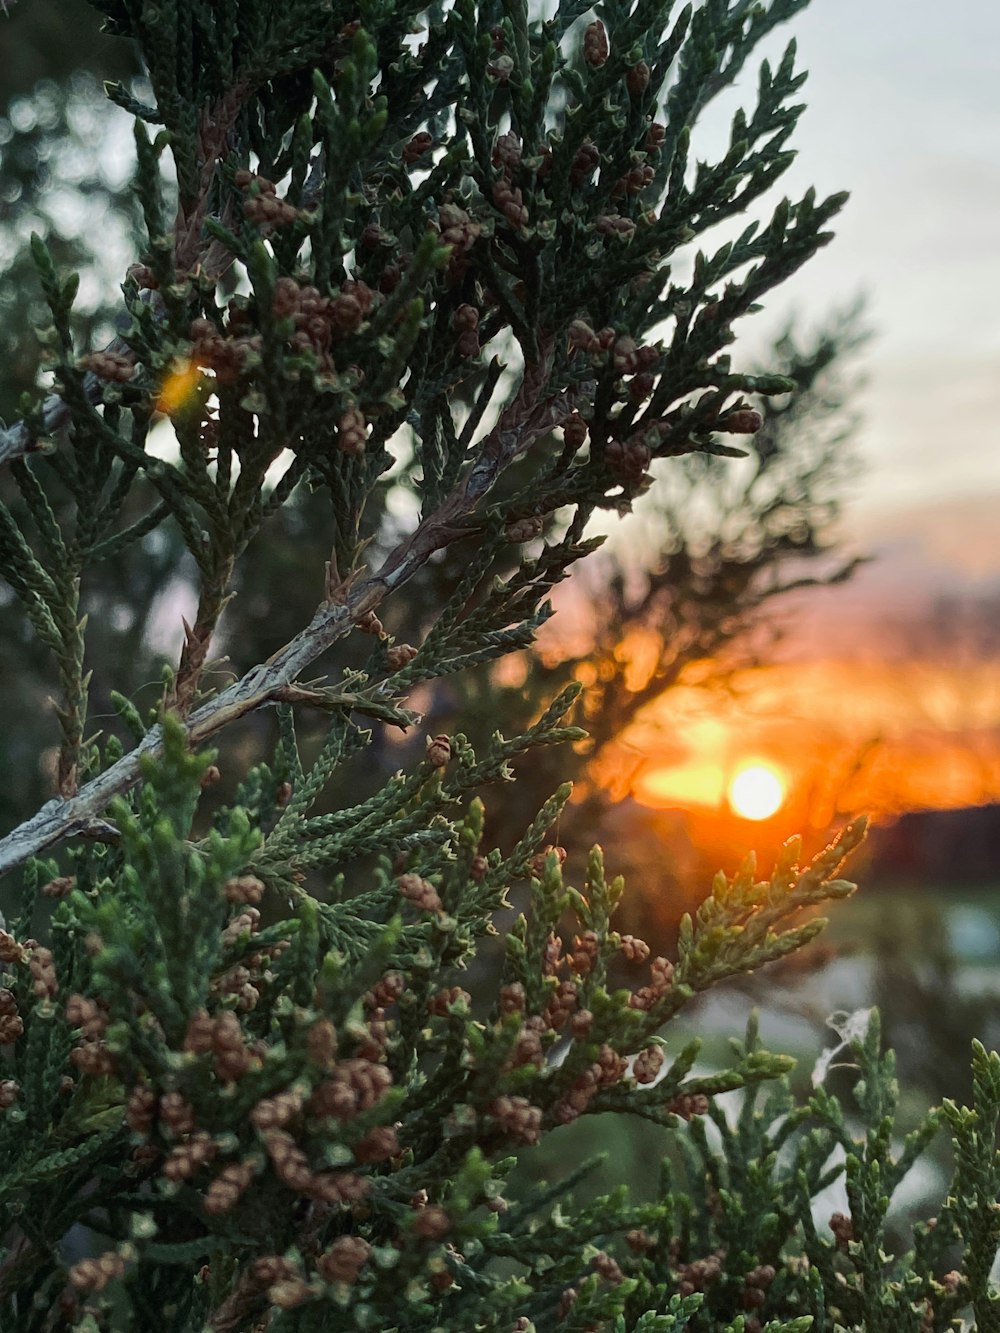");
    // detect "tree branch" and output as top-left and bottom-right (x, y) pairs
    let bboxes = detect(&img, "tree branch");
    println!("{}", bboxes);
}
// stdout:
(0, 361), (582, 881)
